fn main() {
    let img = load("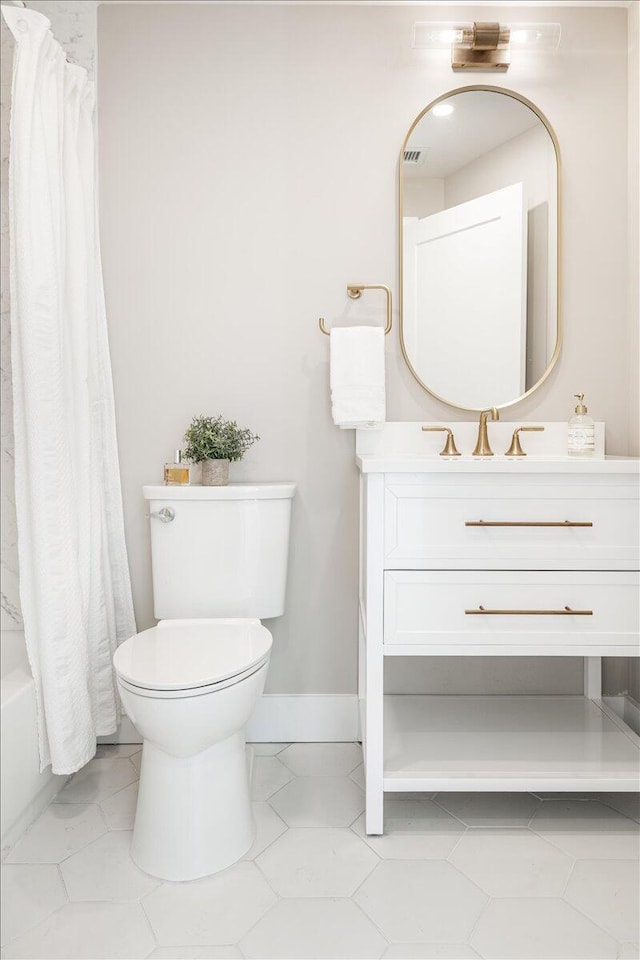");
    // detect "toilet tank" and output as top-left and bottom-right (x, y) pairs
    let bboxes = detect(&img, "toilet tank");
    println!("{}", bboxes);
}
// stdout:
(143, 483), (295, 620)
